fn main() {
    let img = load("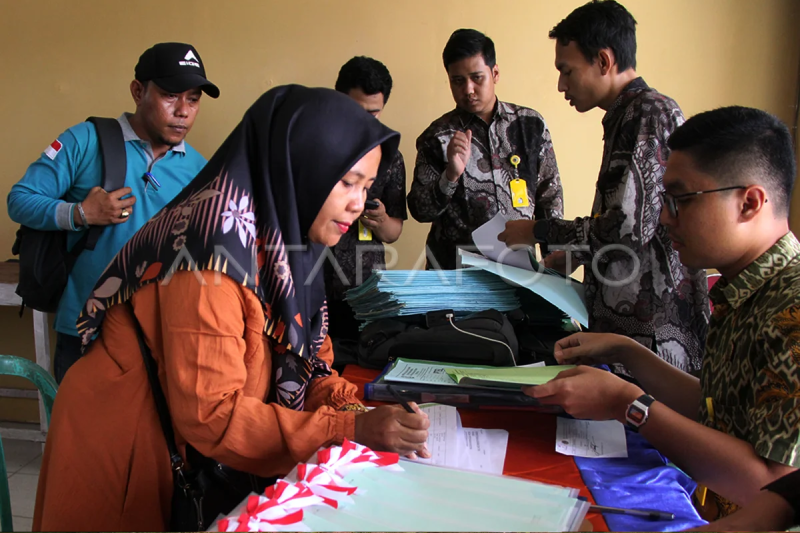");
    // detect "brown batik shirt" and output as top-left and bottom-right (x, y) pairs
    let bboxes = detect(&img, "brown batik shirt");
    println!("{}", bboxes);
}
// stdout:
(545, 78), (709, 373)
(408, 99), (564, 270)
